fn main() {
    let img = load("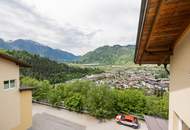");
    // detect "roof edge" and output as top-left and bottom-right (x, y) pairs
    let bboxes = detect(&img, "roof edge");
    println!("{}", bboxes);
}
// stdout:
(134, 0), (149, 64)
(0, 52), (31, 67)
(19, 86), (34, 91)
